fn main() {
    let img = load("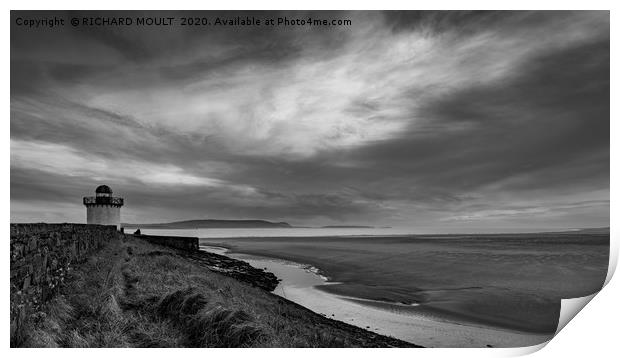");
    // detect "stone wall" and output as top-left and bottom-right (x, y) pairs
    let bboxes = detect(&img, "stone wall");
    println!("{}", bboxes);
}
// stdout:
(10, 223), (119, 341)
(136, 234), (199, 251)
